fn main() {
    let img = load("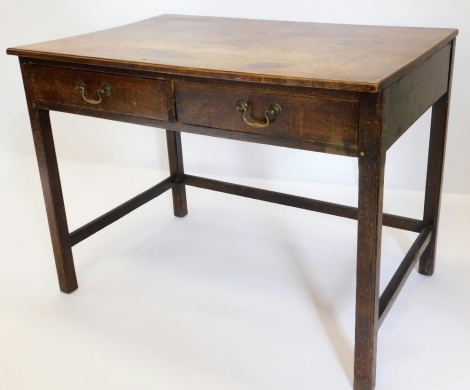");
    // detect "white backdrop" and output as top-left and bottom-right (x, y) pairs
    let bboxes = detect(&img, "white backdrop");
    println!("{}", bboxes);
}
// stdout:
(2, 3), (470, 389)
(1, 0), (469, 193)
